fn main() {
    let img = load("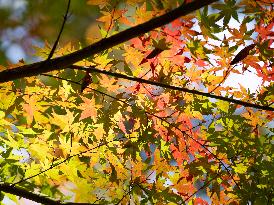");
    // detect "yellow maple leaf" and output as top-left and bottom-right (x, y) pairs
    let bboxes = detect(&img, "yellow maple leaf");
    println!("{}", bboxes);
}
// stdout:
(99, 75), (120, 92)
(23, 95), (49, 124)
(50, 109), (77, 133)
